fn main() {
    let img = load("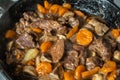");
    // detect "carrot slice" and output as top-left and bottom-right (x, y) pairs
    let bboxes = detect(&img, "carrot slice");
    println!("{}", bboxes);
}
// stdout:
(100, 61), (117, 74)
(111, 29), (120, 39)
(75, 65), (86, 80)
(82, 67), (100, 79)
(30, 26), (42, 33)
(58, 7), (68, 16)
(63, 3), (71, 9)
(37, 4), (46, 14)
(74, 10), (86, 18)
(44, 0), (52, 10)
(40, 41), (52, 53)
(49, 4), (60, 14)
(27, 60), (35, 66)
(67, 25), (78, 38)
(76, 29), (93, 46)
(36, 62), (52, 75)
(107, 71), (116, 80)
(64, 71), (75, 80)
(5, 30), (16, 39)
